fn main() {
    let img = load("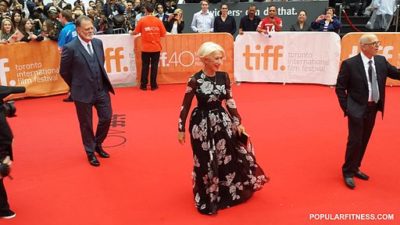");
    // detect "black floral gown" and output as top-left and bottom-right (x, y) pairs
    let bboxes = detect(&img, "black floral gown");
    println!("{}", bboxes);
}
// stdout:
(178, 70), (268, 215)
